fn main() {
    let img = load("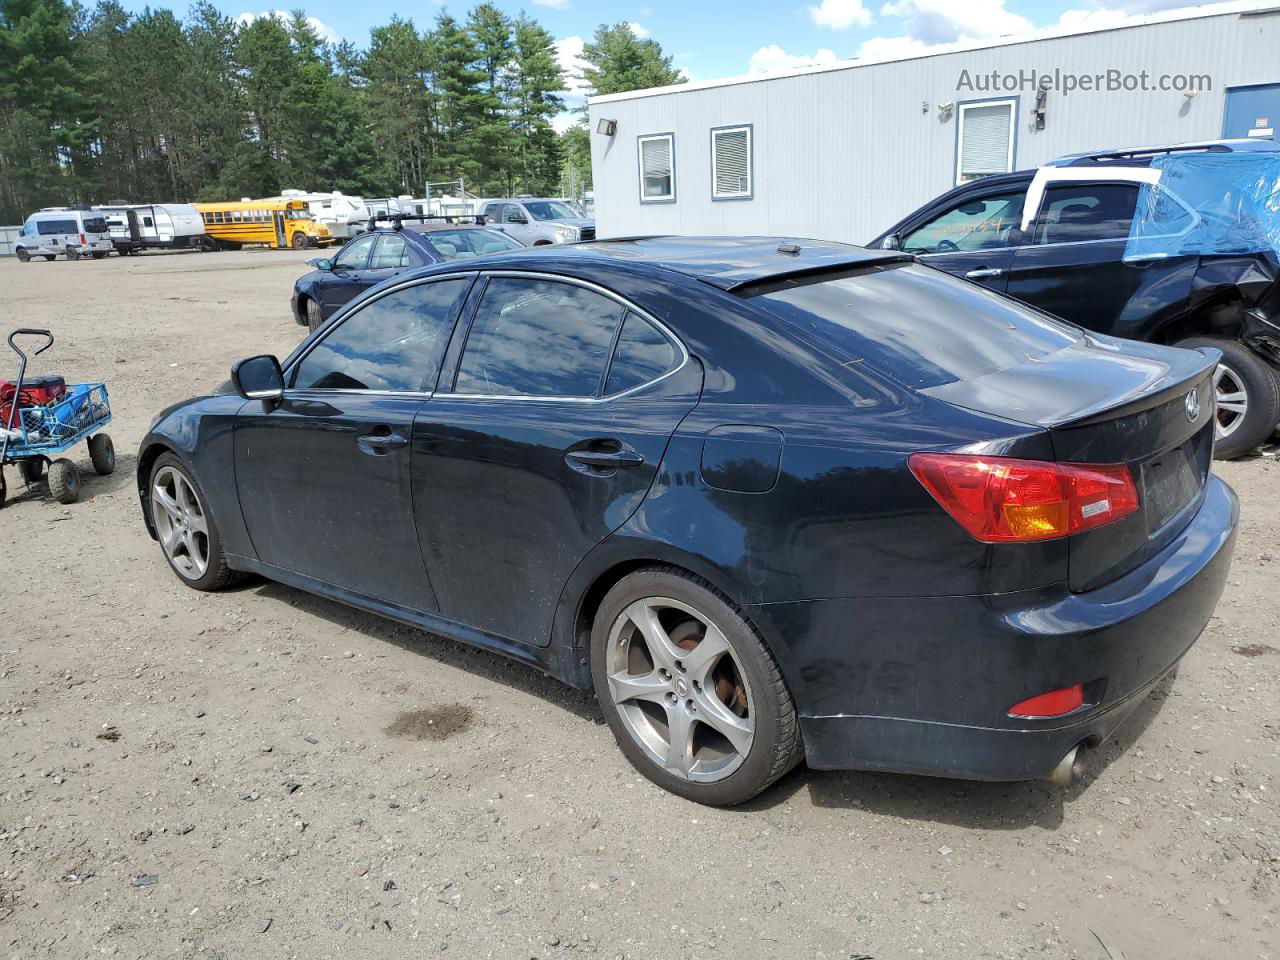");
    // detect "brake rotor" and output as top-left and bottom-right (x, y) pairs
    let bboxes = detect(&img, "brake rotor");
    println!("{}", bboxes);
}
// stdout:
(669, 619), (747, 714)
